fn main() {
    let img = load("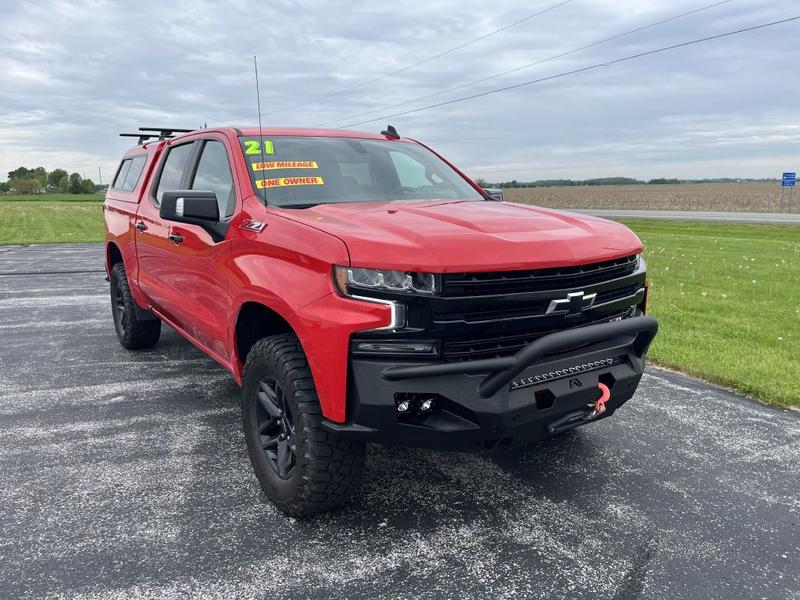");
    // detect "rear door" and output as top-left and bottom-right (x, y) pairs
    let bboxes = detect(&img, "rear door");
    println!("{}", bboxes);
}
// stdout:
(165, 136), (237, 358)
(105, 153), (147, 255)
(135, 141), (197, 316)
